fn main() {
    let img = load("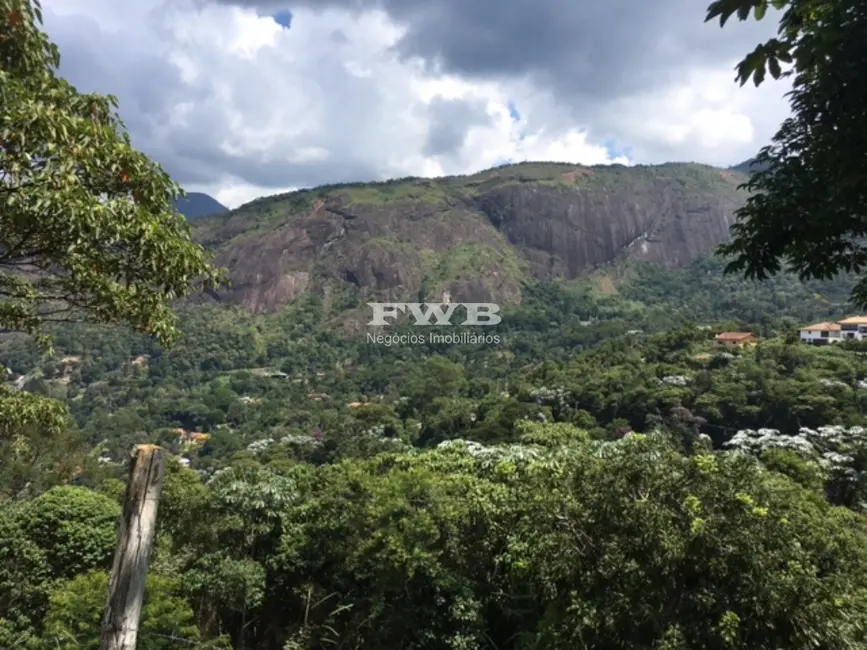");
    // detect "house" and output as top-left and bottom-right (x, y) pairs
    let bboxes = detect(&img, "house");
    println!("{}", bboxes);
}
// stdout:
(799, 316), (867, 344)
(837, 316), (867, 341)
(714, 332), (757, 348)
(176, 429), (211, 444)
(308, 393), (329, 400)
(799, 321), (842, 345)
